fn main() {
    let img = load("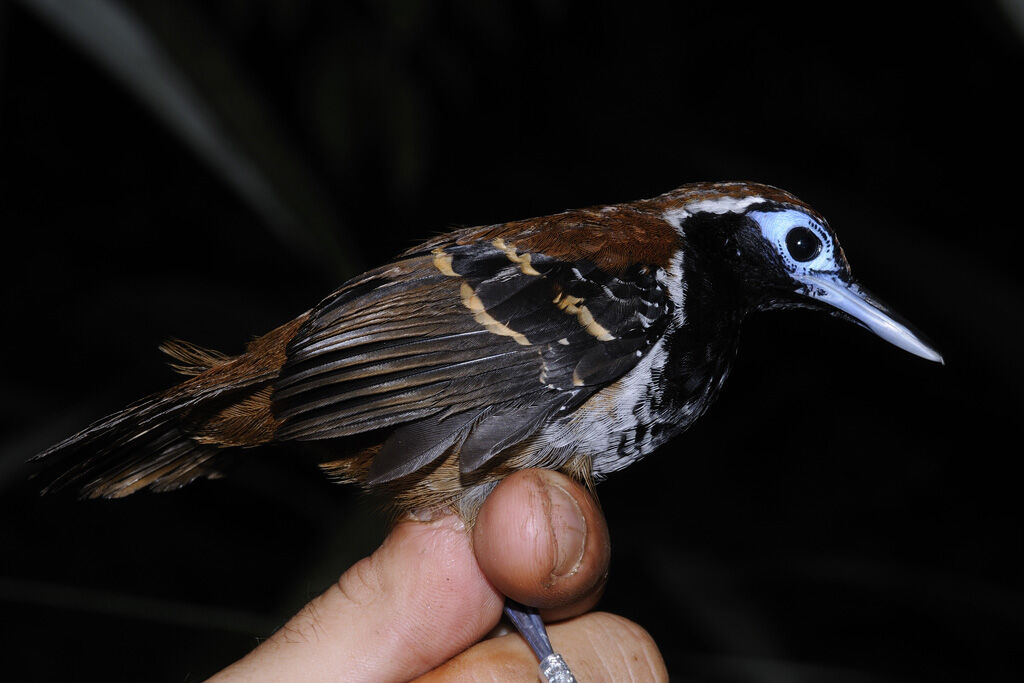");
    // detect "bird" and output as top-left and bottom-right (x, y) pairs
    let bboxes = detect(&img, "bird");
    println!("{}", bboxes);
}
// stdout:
(32, 181), (942, 681)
